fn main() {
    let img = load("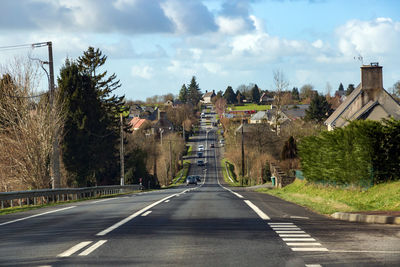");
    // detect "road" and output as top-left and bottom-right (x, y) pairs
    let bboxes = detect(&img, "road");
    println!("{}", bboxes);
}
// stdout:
(0, 110), (399, 266)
